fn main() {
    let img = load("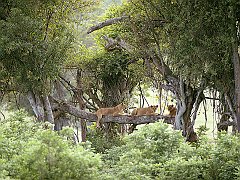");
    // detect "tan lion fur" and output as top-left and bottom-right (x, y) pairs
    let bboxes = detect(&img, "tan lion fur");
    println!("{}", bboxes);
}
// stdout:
(131, 105), (158, 116)
(167, 105), (177, 117)
(95, 103), (126, 128)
